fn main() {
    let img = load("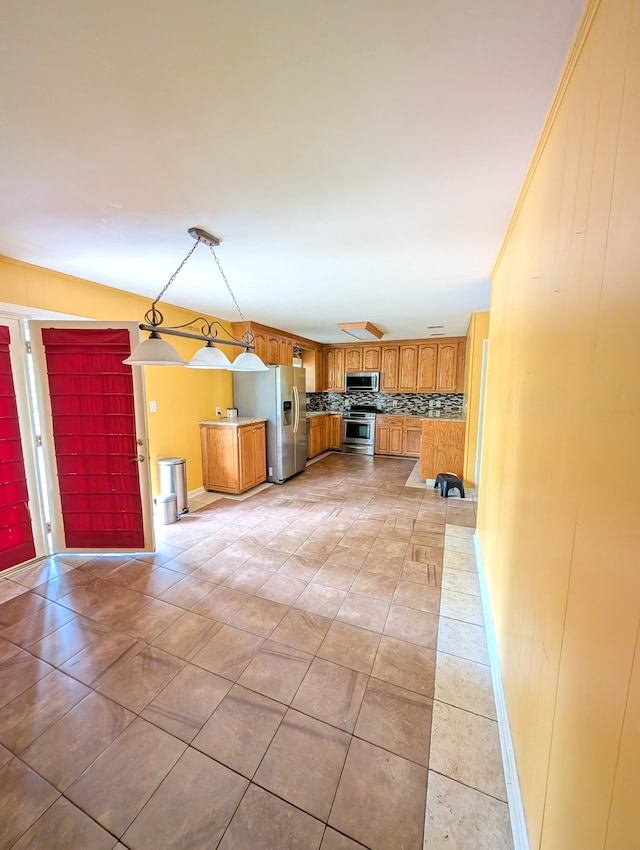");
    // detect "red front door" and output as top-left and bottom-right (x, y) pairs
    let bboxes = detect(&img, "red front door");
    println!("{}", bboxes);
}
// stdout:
(30, 321), (154, 553)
